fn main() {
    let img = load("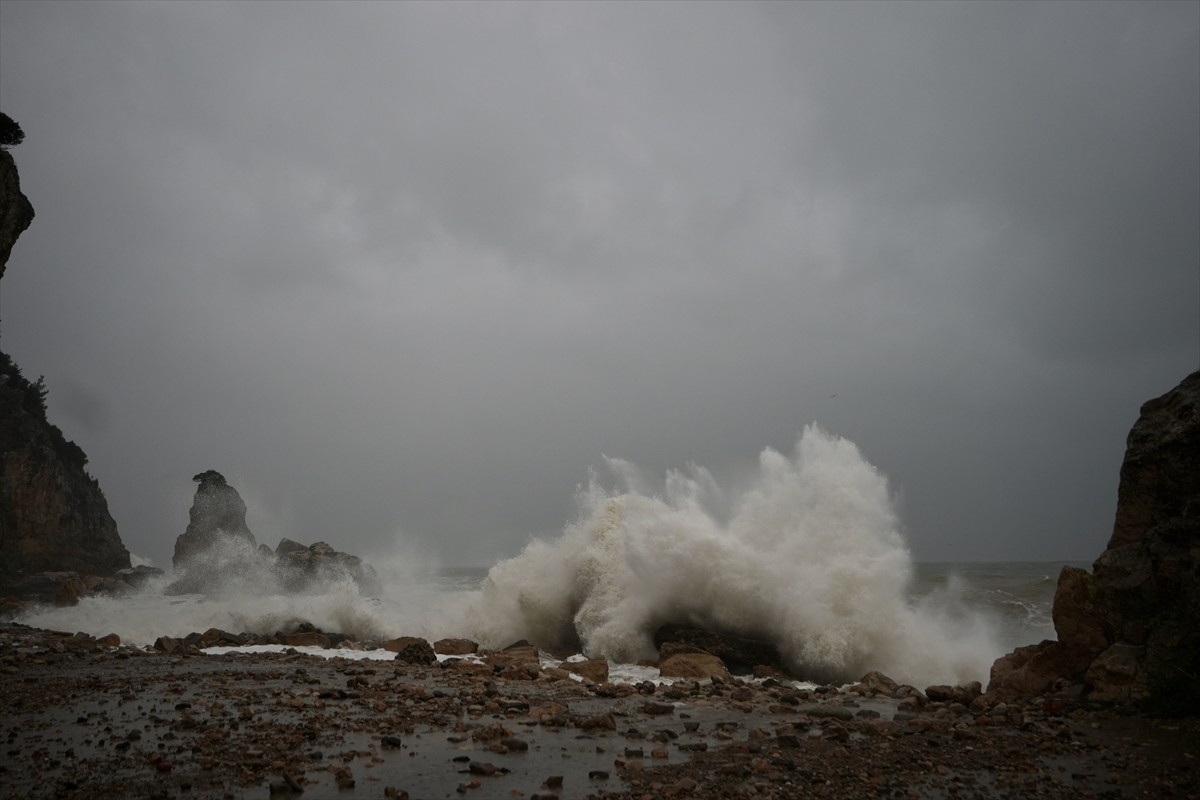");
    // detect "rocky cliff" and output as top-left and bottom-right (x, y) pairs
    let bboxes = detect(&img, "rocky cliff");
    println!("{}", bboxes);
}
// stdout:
(0, 140), (132, 604)
(0, 149), (35, 282)
(989, 371), (1200, 713)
